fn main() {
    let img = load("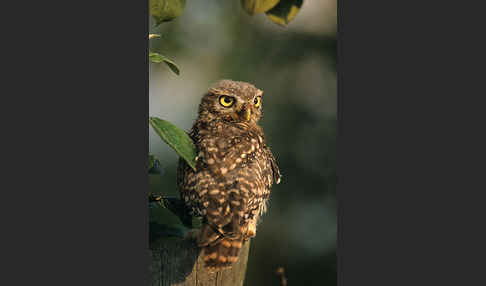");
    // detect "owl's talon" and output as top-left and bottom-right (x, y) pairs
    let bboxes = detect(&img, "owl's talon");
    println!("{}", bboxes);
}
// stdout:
(245, 219), (257, 239)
